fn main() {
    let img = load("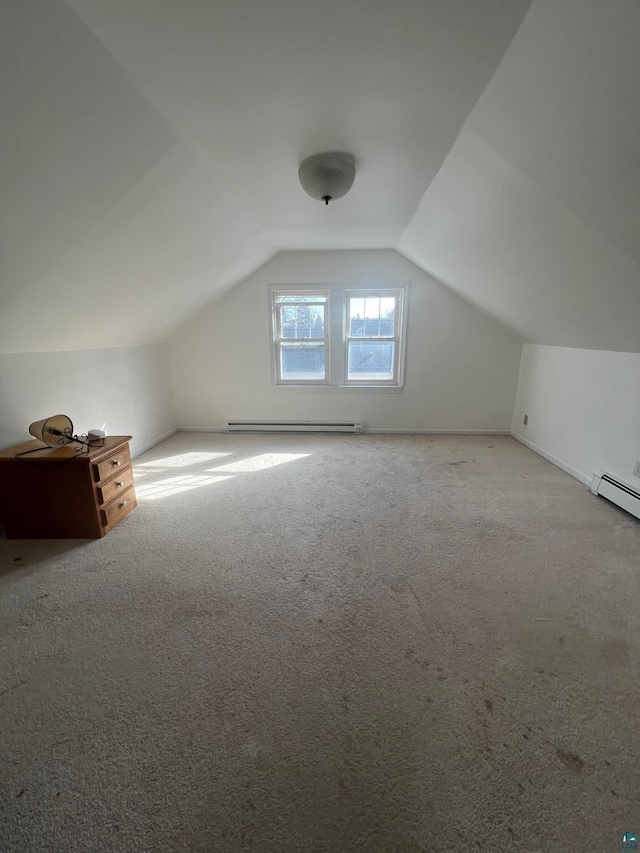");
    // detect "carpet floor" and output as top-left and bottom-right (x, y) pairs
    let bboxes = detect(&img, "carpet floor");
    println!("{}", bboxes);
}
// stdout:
(1, 433), (639, 852)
